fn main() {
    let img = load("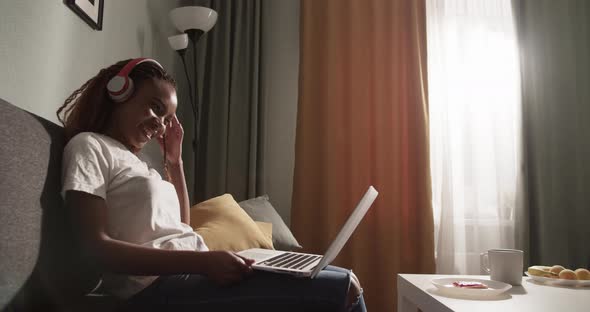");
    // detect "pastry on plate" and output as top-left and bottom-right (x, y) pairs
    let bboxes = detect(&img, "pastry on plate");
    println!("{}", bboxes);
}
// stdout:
(574, 268), (590, 280)
(528, 265), (556, 278)
(550, 265), (565, 275)
(559, 269), (577, 280)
